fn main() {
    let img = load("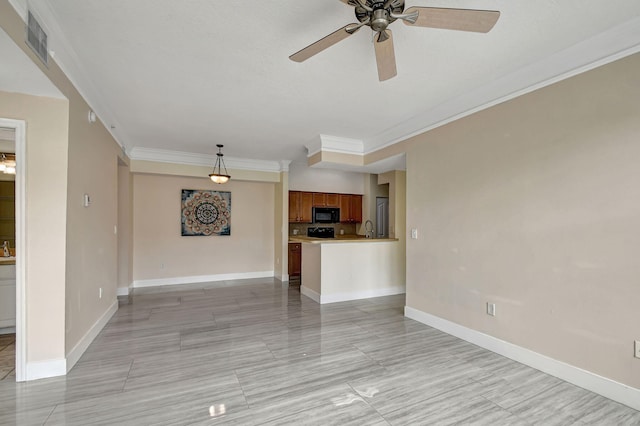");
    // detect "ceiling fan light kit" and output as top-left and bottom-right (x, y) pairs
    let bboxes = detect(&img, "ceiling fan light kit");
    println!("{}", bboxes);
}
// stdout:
(290, 1), (500, 81)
